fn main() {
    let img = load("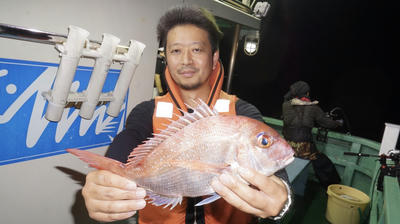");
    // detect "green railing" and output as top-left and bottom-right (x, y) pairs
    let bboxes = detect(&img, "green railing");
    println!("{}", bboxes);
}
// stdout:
(262, 116), (399, 224)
